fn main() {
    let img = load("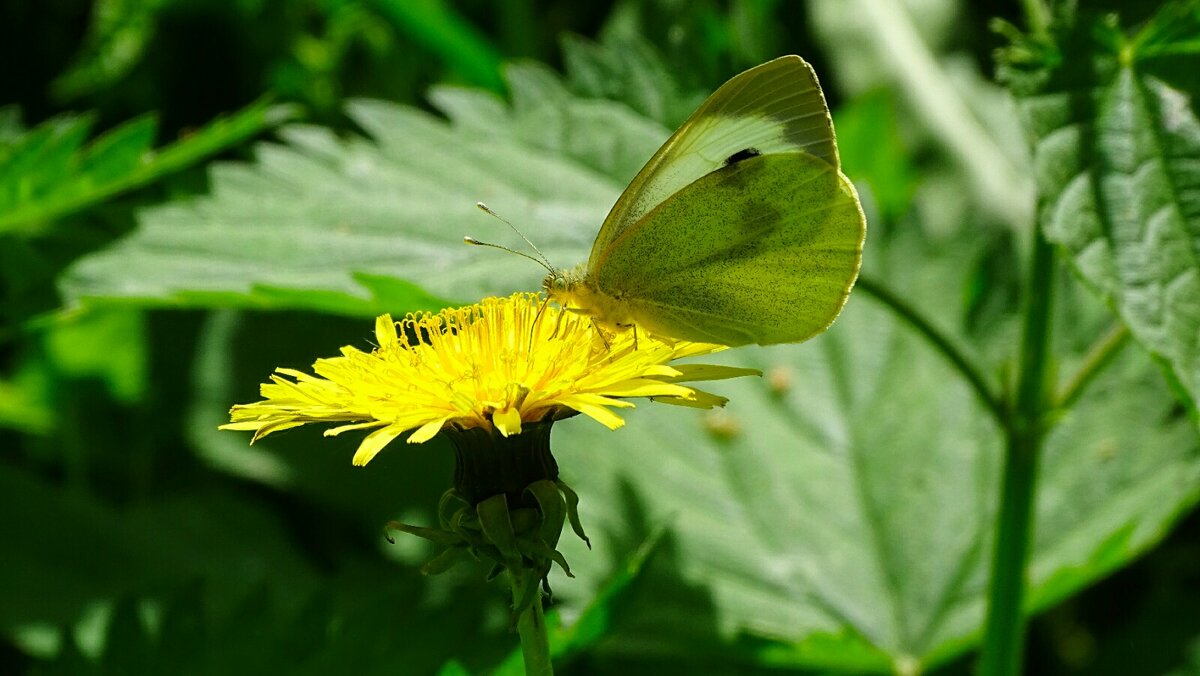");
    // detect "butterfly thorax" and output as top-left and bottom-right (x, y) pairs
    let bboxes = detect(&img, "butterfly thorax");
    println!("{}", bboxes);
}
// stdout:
(543, 266), (634, 334)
